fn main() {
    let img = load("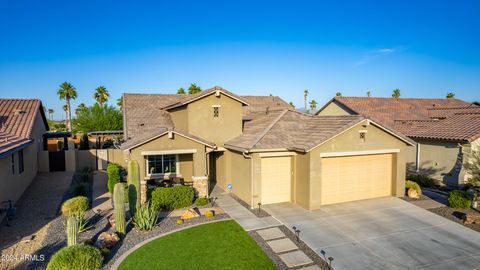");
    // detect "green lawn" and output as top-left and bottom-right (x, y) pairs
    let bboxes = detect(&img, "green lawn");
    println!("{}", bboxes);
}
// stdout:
(118, 220), (276, 270)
